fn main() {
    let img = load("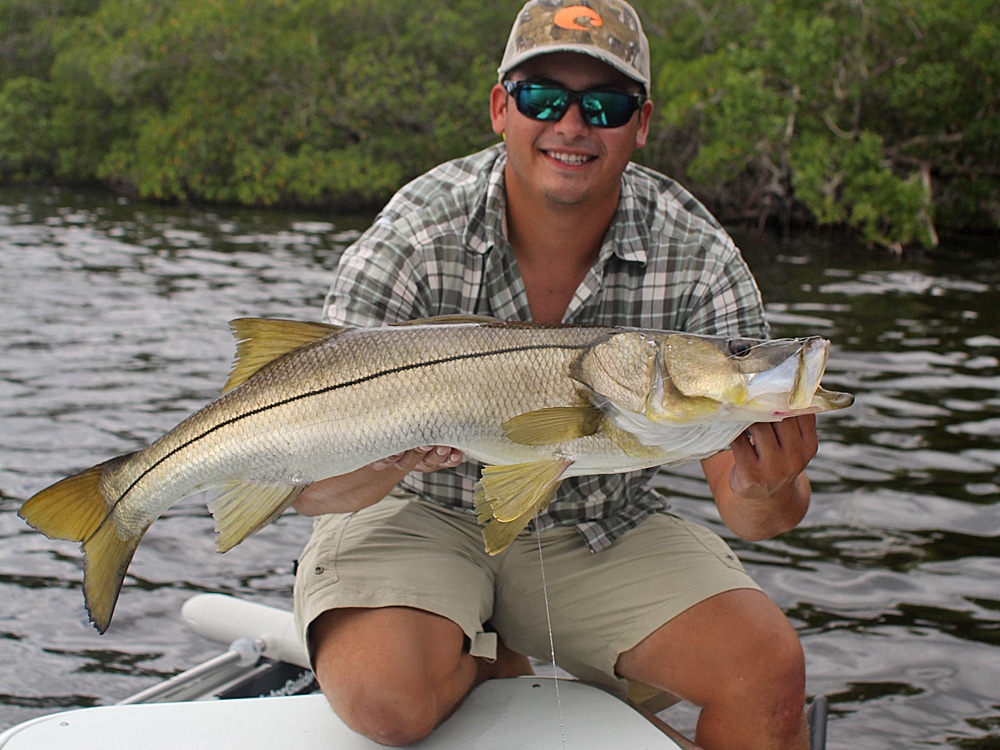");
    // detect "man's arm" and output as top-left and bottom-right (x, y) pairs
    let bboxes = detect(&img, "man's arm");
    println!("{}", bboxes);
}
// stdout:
(292, 447), (464, 517)
(700, 414), (816, 541)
